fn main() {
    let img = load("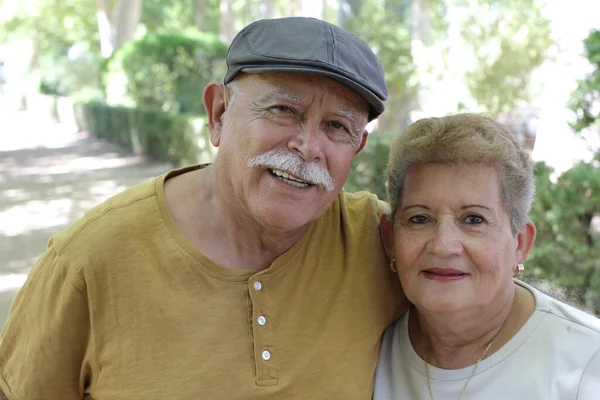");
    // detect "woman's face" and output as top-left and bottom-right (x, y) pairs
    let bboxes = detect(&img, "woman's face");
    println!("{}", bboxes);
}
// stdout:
(382, 163), (535, 313)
